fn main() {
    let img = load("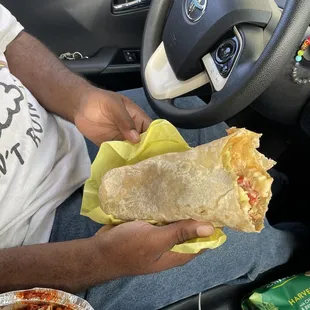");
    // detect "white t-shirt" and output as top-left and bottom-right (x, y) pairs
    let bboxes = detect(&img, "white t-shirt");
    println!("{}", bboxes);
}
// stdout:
(0, 5), (91, 248)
